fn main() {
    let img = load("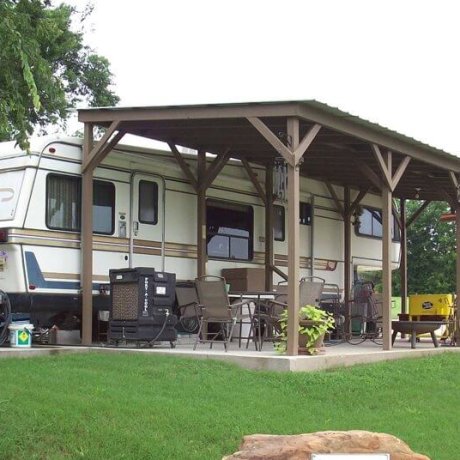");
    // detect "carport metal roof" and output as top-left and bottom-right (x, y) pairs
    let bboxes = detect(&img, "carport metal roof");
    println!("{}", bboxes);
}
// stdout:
(79, 100), (460, 204)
